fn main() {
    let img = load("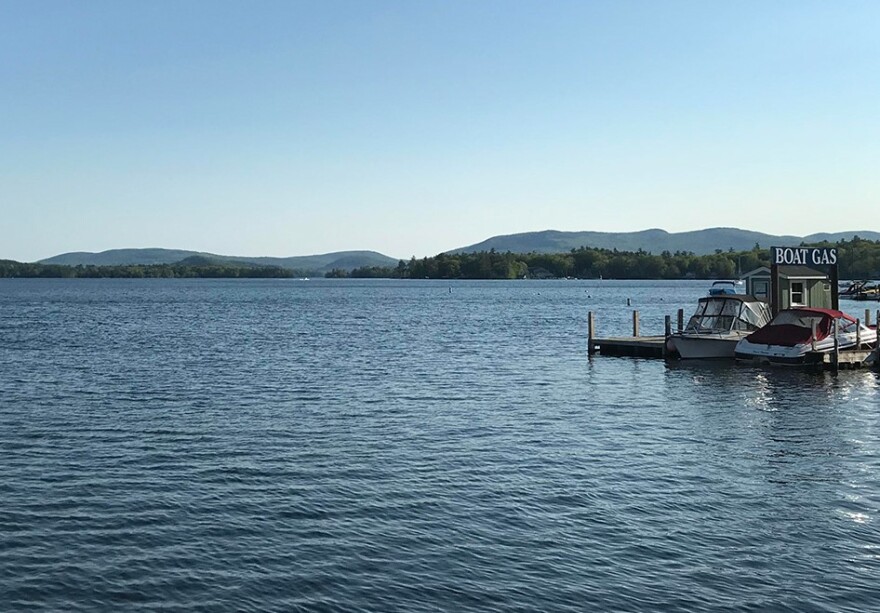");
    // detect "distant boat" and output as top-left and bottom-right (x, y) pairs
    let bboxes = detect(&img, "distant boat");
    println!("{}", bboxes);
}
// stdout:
(853, 285), (880, 301)
(735, 307), (874, 365)
(708, 280), (739, 296)
(667, 294), (772, 359)
(840, 280), (870, 297)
